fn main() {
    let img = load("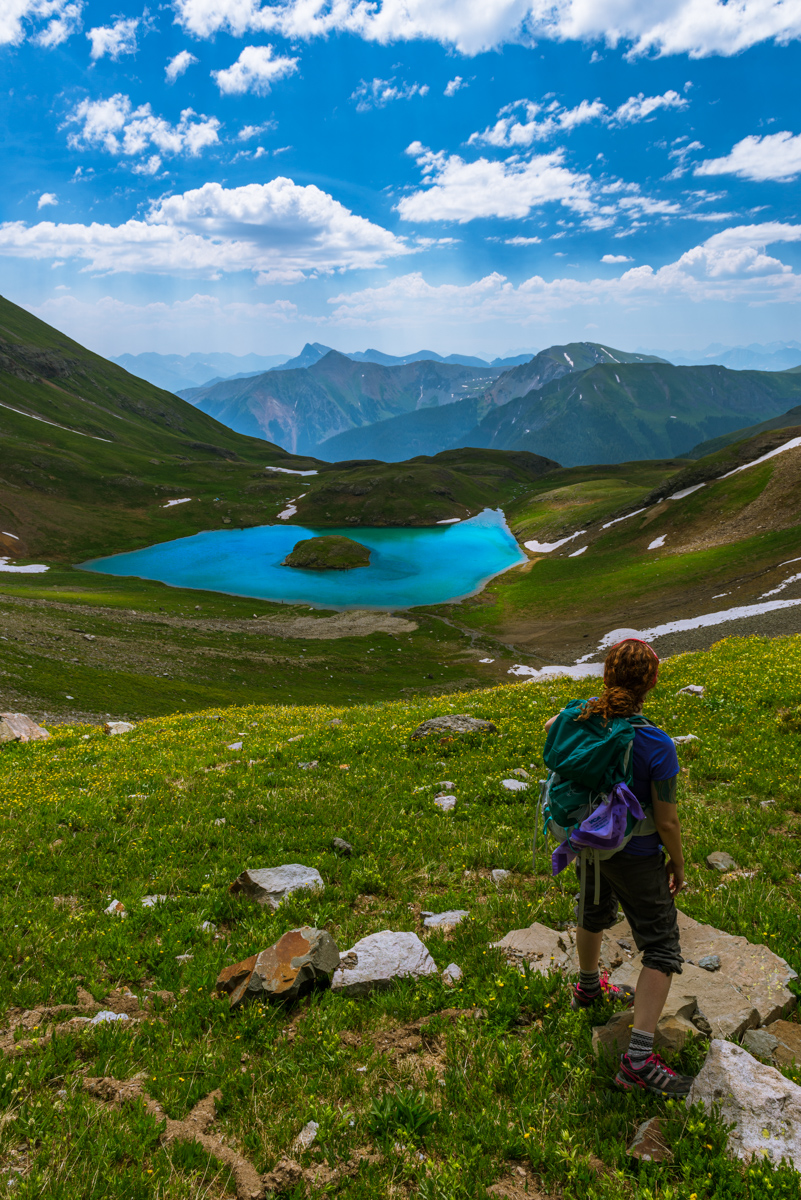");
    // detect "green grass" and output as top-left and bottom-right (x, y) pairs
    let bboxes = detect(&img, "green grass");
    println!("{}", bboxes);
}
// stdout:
(1, 636), (800, 1197)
